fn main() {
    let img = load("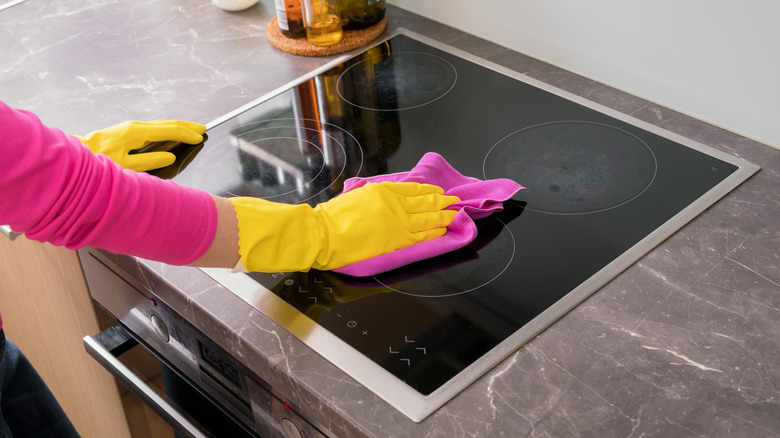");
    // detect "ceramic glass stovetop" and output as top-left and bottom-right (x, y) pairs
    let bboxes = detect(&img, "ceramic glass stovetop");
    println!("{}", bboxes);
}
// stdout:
(151, 30), (759, 422)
